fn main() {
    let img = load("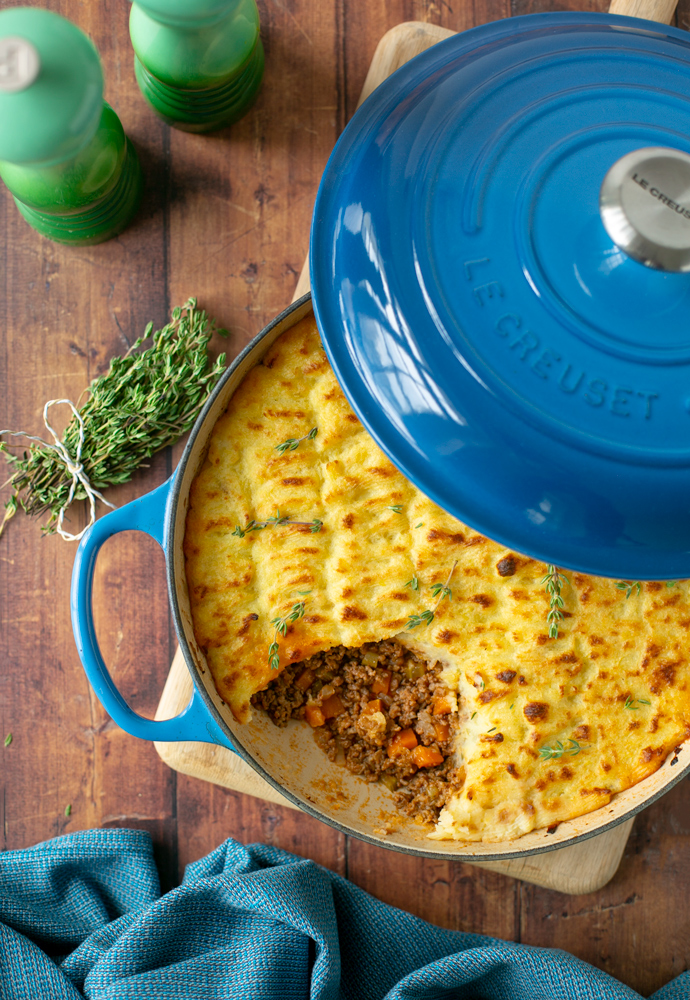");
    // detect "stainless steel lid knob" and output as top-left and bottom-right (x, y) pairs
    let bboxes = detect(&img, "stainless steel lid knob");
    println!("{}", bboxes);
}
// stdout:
(600, 146), (690, 272)
(0, 37), (40, 93)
